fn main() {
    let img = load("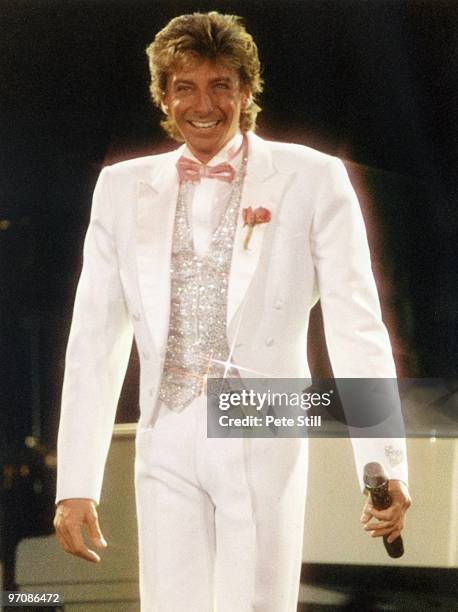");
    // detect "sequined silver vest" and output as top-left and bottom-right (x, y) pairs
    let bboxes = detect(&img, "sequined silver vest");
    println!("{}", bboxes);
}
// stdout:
(158, 152), (248, 411)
